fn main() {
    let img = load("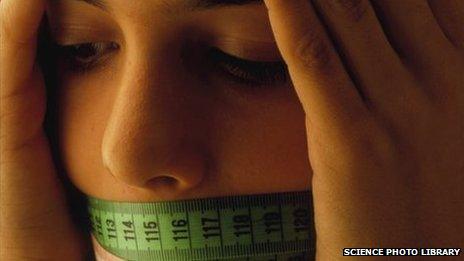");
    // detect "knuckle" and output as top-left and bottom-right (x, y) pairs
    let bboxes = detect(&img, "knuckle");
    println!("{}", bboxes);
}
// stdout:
(294, 29), (334, 72)
(0, 3), (39, 46)
(329, 0), (370, 22)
